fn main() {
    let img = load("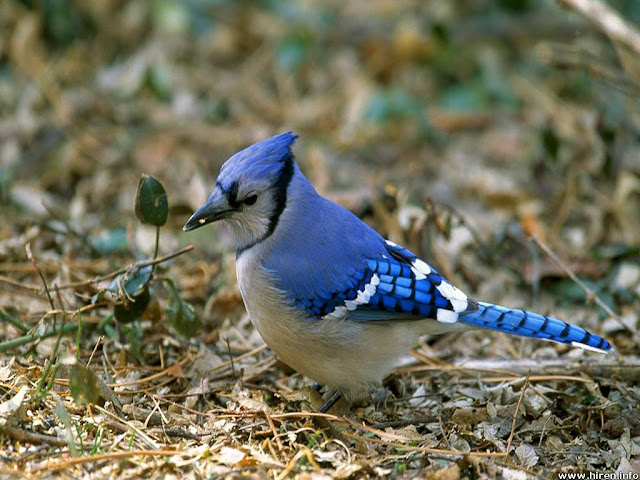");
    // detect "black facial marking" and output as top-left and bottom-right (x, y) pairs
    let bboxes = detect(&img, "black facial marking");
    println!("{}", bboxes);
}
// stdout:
(270, 155), (294, 224)
(216, 180), (240, 208)
(237, 152), (295, 256)
(227, 181), (240, 208)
